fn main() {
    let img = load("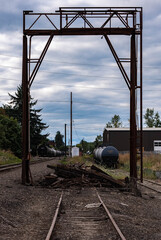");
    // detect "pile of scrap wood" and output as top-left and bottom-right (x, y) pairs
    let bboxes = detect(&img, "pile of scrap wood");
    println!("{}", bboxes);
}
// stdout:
(41, 163), (125, 189)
